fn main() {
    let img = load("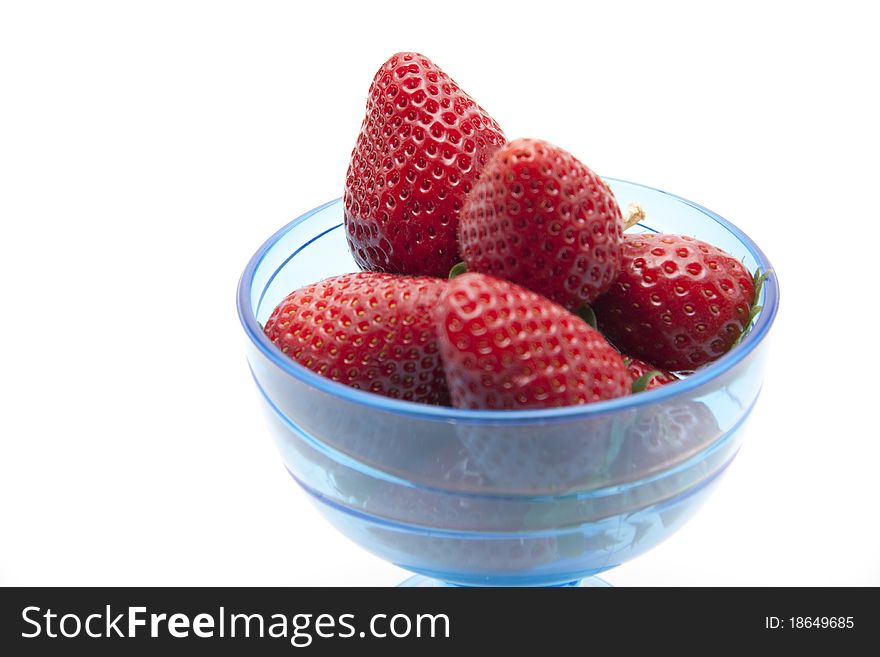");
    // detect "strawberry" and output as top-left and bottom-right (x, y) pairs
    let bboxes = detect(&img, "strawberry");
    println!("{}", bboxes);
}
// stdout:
(572, 306), (678, 392)
(322, 442), (561, 578)
(365, 484), (561, 578)
(457, 138), (623, 309)
(436, 272), (630, 410)
(457, 416), (627, 494)
(344, 52), (505, 277)
(614, 400), (721, 478)
(593, 233), (759, 371)
(262, 272), (449, 405)
(623, 355), (678, 392)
